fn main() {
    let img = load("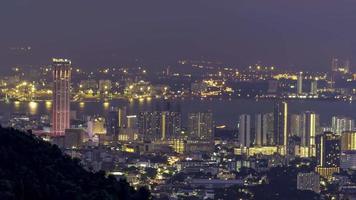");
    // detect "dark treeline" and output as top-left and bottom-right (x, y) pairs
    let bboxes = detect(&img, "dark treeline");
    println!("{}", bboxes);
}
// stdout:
(0, 127), (150, 200)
